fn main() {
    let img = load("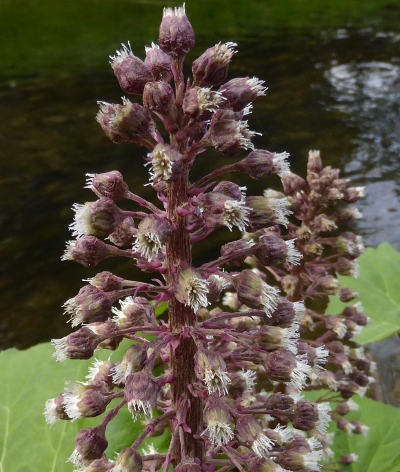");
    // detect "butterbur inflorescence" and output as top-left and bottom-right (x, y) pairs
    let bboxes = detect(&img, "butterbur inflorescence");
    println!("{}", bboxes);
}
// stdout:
(46, 4), (373, 471)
